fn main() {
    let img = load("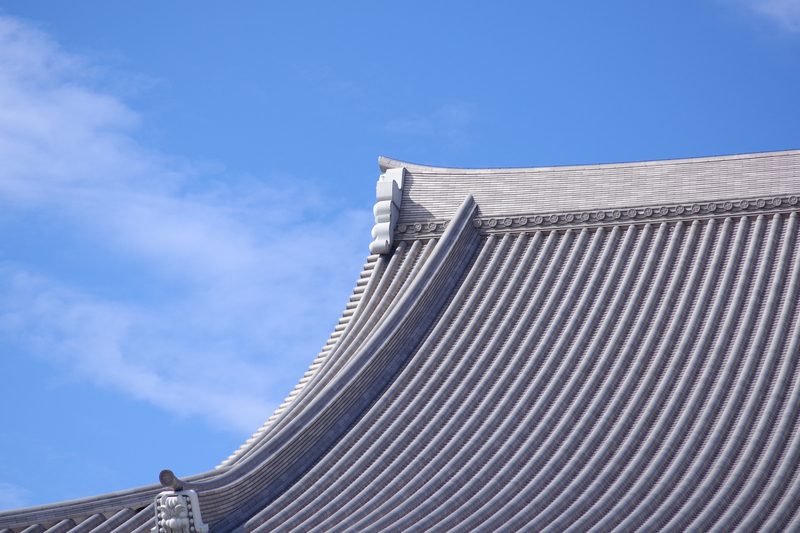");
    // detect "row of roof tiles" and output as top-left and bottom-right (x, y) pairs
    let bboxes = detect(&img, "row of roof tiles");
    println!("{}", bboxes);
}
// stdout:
(4, 149), (800, 532)
(229, 209), (800, 532)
